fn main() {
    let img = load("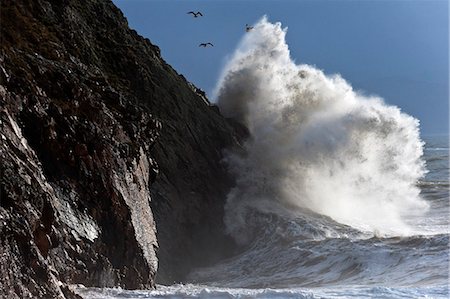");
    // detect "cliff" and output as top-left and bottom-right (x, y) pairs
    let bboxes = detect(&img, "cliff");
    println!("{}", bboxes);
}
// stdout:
(0, 0), (241, 297)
